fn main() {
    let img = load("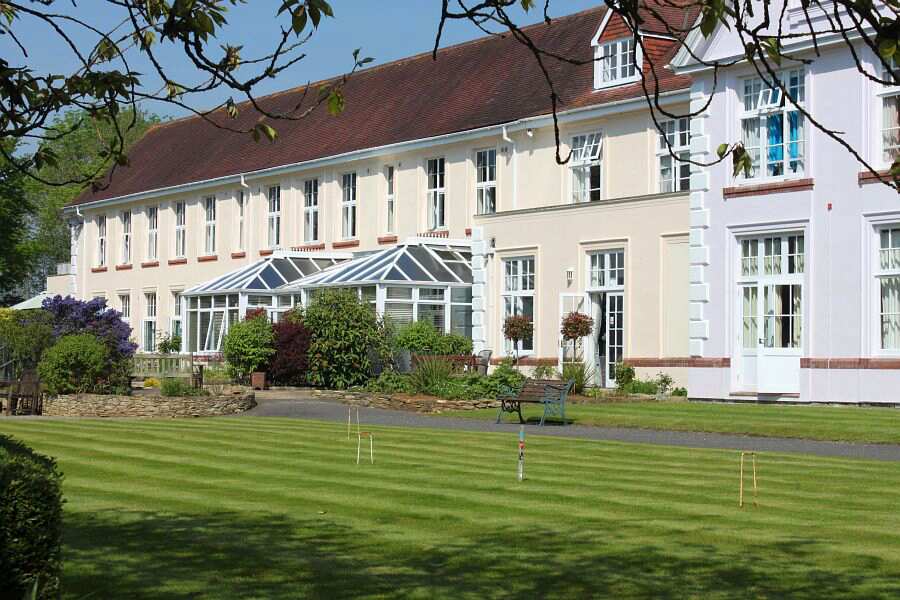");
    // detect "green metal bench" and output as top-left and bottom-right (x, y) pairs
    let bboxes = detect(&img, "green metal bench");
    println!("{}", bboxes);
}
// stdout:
(496, 379), (574, 426)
